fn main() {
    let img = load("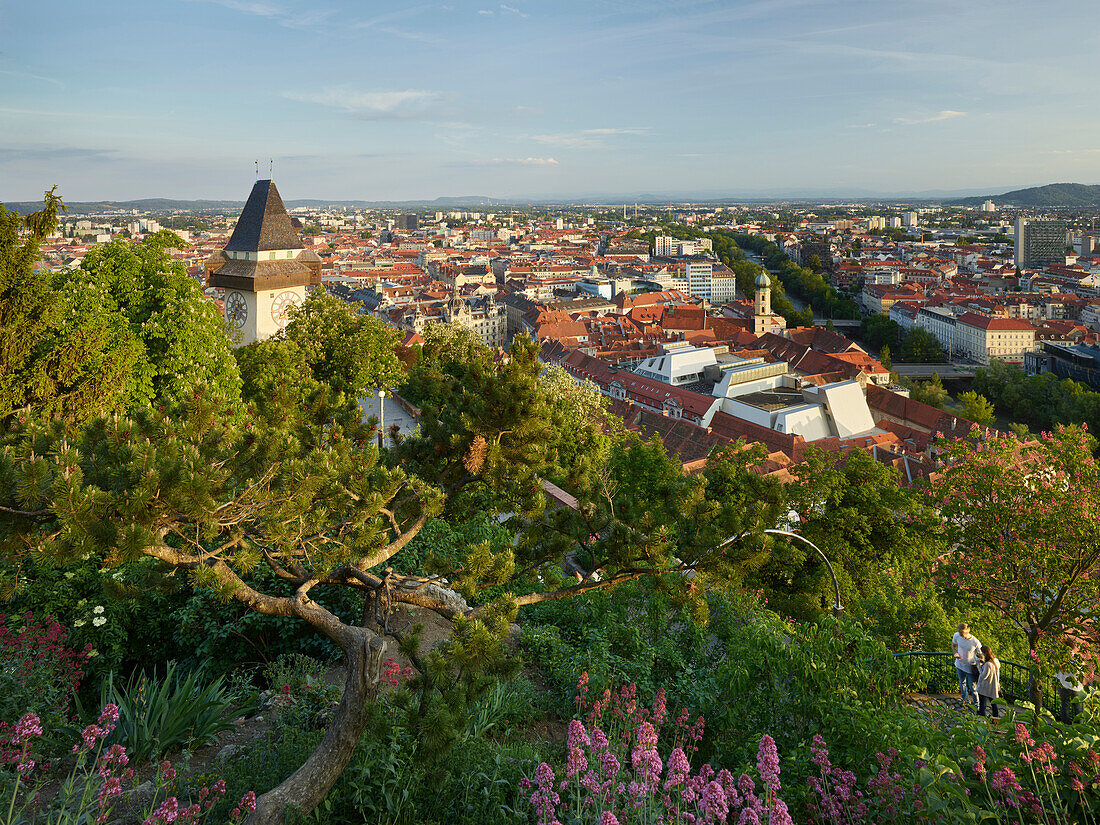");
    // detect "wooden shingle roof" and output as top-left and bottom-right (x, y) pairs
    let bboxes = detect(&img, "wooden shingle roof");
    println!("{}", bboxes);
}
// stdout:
(225, 180), (304, 252)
